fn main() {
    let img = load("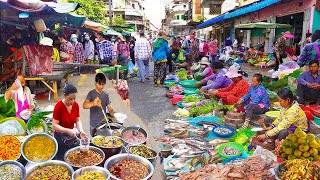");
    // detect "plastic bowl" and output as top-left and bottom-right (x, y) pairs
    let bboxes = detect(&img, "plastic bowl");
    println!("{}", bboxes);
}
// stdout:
(177, 101), (185, 109)
(216, 142), (244, 159)
(20, 110), (31, 120)
(265, 111), (280, 119)
(313, 115), (320, 126)
(171, 97), (184, 105)
(212, 126), (235, 138)
(300, 105), (314, 121)
(179, 80), (197, 88)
